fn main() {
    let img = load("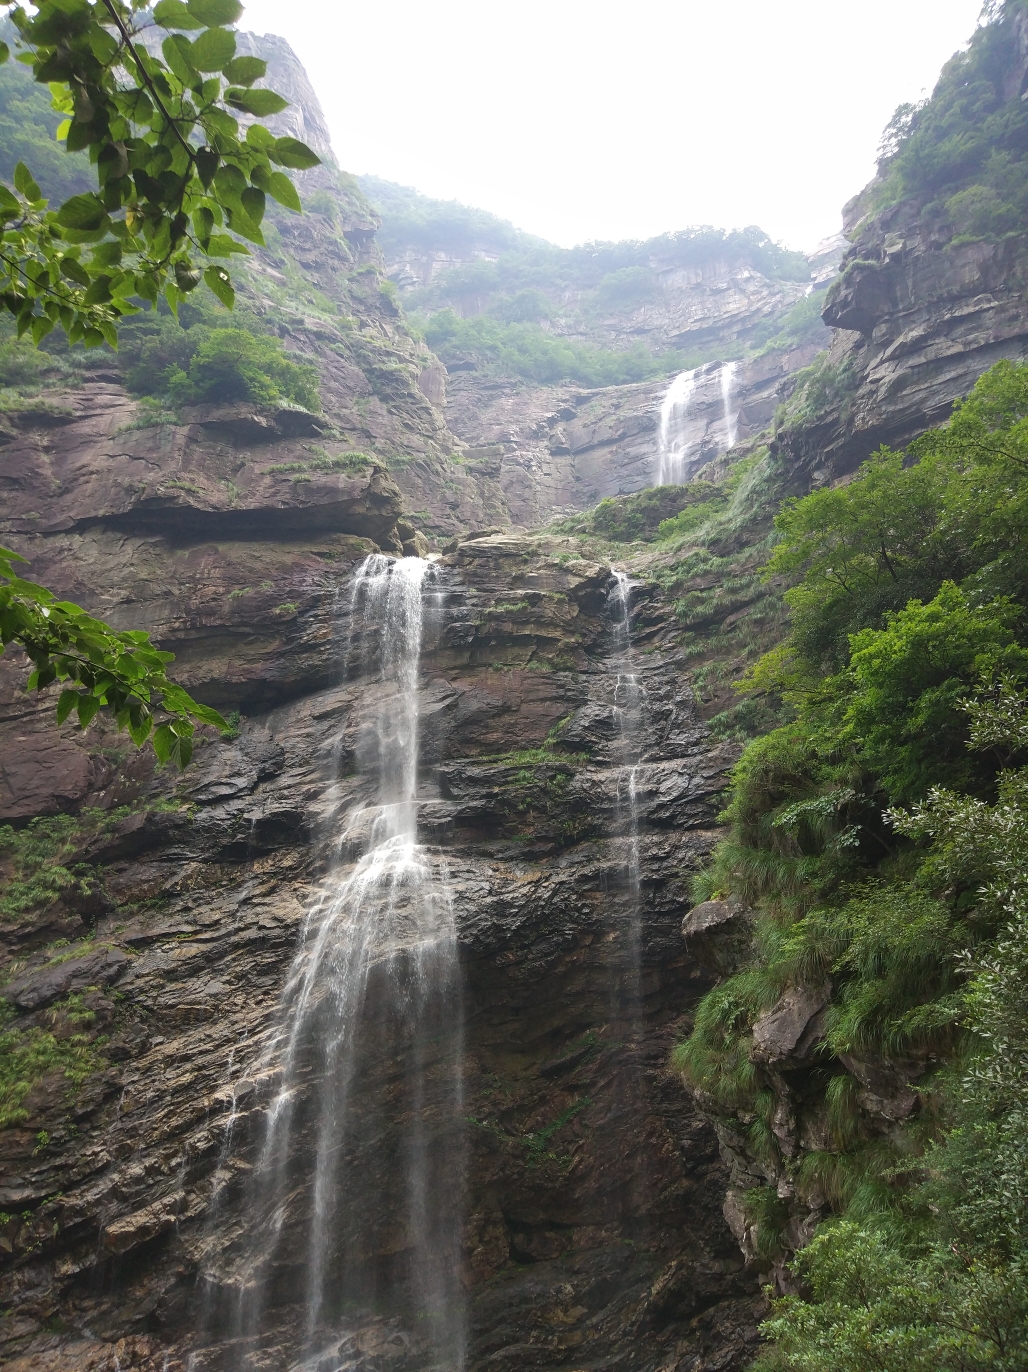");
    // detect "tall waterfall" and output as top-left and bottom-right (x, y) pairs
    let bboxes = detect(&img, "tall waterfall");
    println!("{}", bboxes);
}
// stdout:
(212, 555), (465, 1371)
(608, 570), (642, 1000)
(720, 359), (739, 449)
(655, 367), (698, 485)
